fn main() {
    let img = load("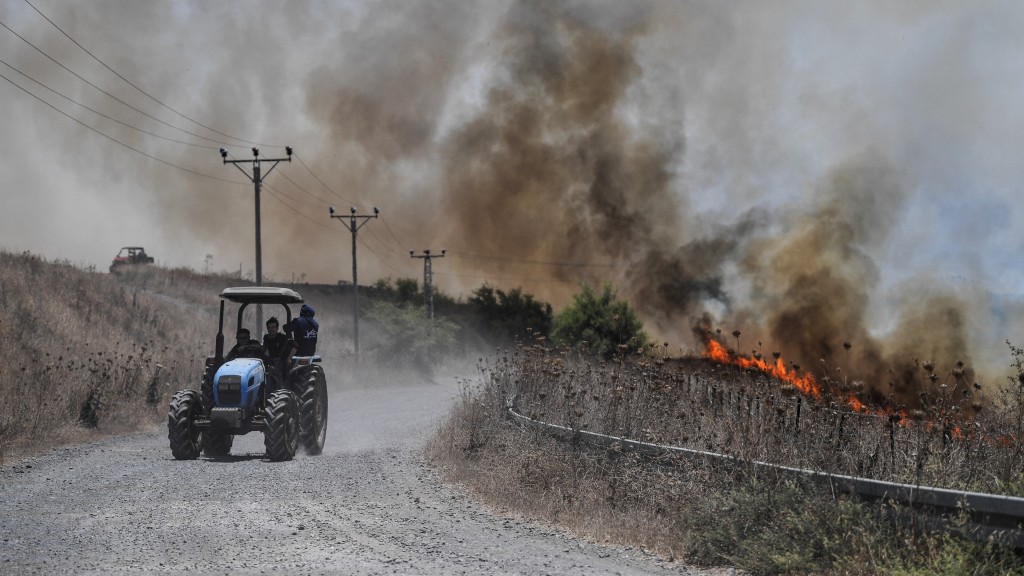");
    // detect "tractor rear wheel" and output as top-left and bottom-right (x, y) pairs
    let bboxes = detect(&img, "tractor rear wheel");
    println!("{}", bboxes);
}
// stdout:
(264, 390), (298, 462)
(168, 390), (203, 460)
(203, 431), (233, 457)
(297, 365), (328, 455)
